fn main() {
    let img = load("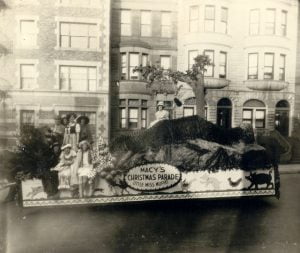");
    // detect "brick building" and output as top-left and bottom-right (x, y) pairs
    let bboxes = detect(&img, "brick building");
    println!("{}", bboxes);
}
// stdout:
(0, 0), (299, 150)
(0, 0), (111, 150)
